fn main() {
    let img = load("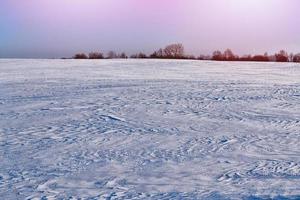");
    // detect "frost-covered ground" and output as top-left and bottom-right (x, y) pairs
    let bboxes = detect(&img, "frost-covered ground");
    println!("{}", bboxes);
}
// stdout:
(0, 59), (300, 200)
